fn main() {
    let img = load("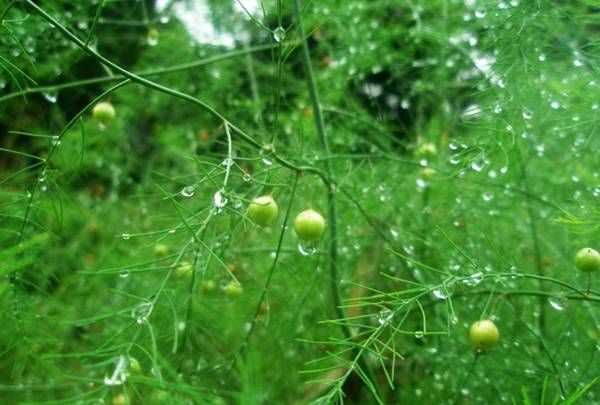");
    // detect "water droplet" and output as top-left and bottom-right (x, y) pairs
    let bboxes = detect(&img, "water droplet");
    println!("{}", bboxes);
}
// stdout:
(131, 302), (153, 324)
(474, 9), (486, 18)
(377, 308), (393, 325)
(414, 330), (424, 339)
(522, 109), (533, 120)
(470, 161), (484, 172)
(361, 82), (383, 98)
(242, 172), (251, 182)
(462, 104), (482, 119)
(273, 26), (285, 43)
(121, 233), (131, 240)
(538, 54), (546, 62)
(119, 269), (130, 278)
(221, 157), (233, 167)
(535, 144), (545, 157)
(103, 356), (128, 386)
(548, 298), (565, 311)
(147, 29), (159, 46)
(51, 135), (61, 146)
(213, 189), (228, 209)
(298, 242), (318, 256)
(482, 192), (493, 202)
(550, 100), (561, 109)
(180, 185), (195, 198)
(432, 289), (447, 300)
(463, 272), (483, 287)
(573, 59), (583, 67)
(42, 91), (58, 103)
